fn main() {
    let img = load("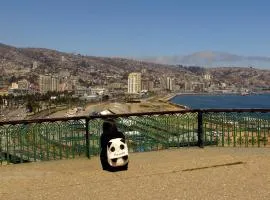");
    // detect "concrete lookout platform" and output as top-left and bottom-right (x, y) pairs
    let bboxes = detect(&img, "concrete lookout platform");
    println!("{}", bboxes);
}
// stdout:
(0, 147), (270, 200)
